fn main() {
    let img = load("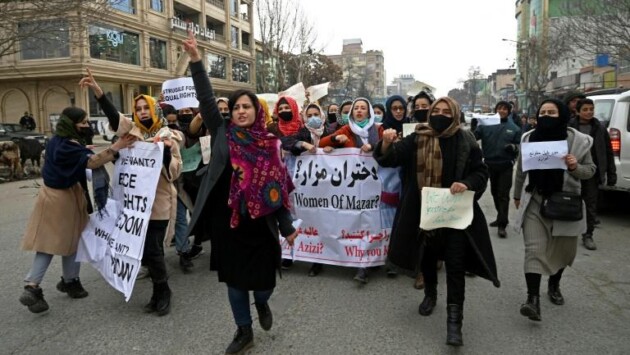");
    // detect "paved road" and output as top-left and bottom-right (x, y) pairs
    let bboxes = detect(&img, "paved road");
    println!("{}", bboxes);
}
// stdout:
(1, 155), (629, 354)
